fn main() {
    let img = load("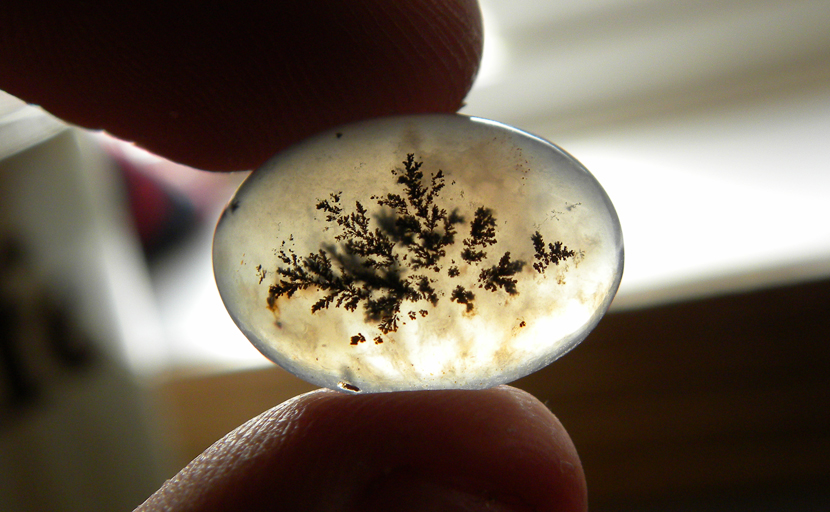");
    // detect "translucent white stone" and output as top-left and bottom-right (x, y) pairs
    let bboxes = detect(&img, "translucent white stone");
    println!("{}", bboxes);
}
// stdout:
(213, 115), (623, 393)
